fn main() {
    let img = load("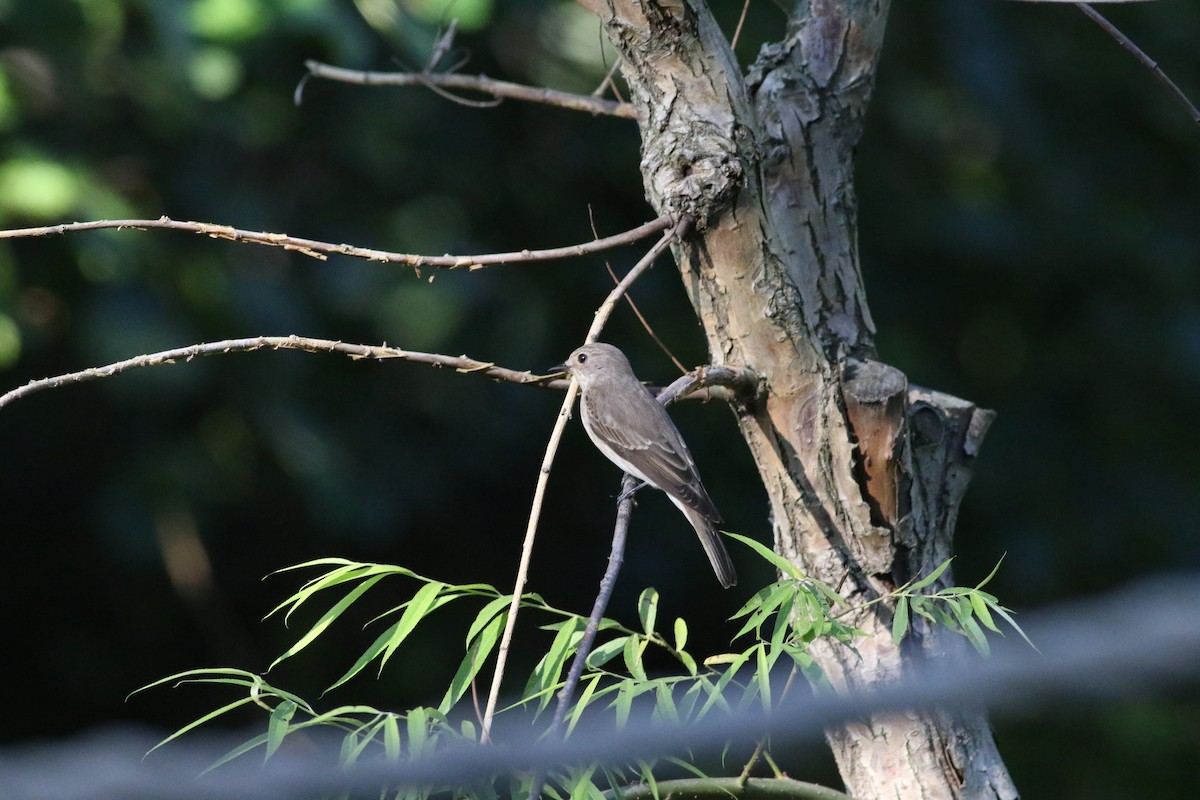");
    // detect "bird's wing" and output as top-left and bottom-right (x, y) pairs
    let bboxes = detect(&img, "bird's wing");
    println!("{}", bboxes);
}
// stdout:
(582, 386), (722, 522)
